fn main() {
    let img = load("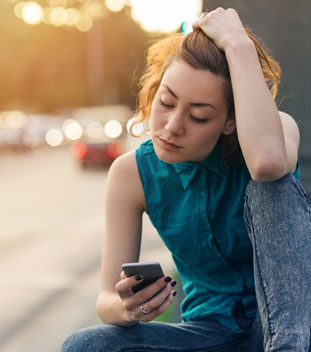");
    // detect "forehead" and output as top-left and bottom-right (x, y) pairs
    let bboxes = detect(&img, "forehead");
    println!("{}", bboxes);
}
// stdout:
(160, 61), (227, 103)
